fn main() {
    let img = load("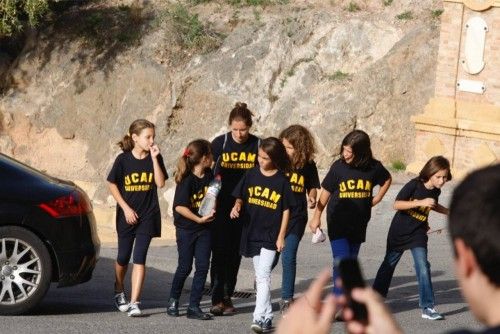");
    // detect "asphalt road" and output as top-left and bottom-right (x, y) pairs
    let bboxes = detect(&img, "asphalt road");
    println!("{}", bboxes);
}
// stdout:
(2, 179), (483, 334)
